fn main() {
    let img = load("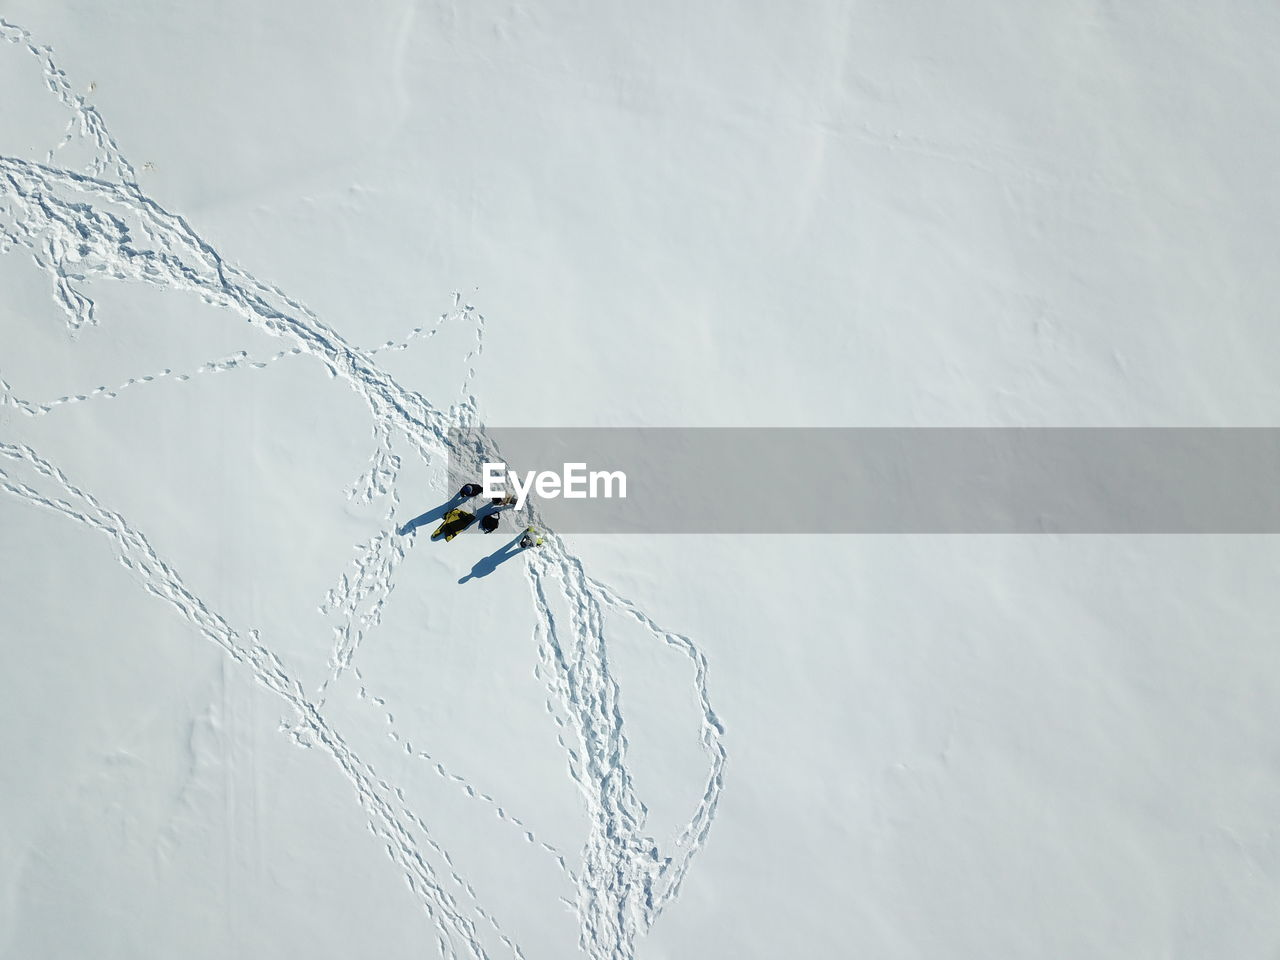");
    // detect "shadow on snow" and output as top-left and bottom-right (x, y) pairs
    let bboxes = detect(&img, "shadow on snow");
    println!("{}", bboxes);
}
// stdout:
(458, 531), (527, 584)
(396, 495), (464, 535)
